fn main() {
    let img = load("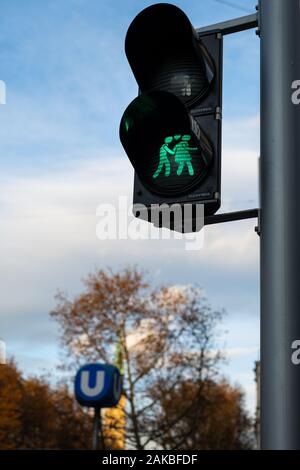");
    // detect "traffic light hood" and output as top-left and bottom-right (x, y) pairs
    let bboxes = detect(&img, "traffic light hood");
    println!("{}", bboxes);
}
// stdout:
(125, 3), (214, 107)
